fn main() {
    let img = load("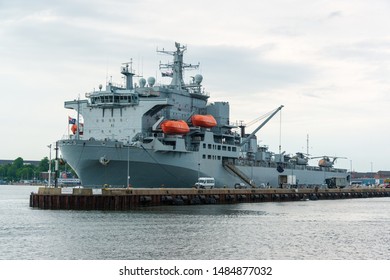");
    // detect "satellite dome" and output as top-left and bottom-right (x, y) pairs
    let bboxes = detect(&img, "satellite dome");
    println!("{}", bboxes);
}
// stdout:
(139, 78), (146, 88)
(147, 77), (155, 87)
(194, 74), (203, 84)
